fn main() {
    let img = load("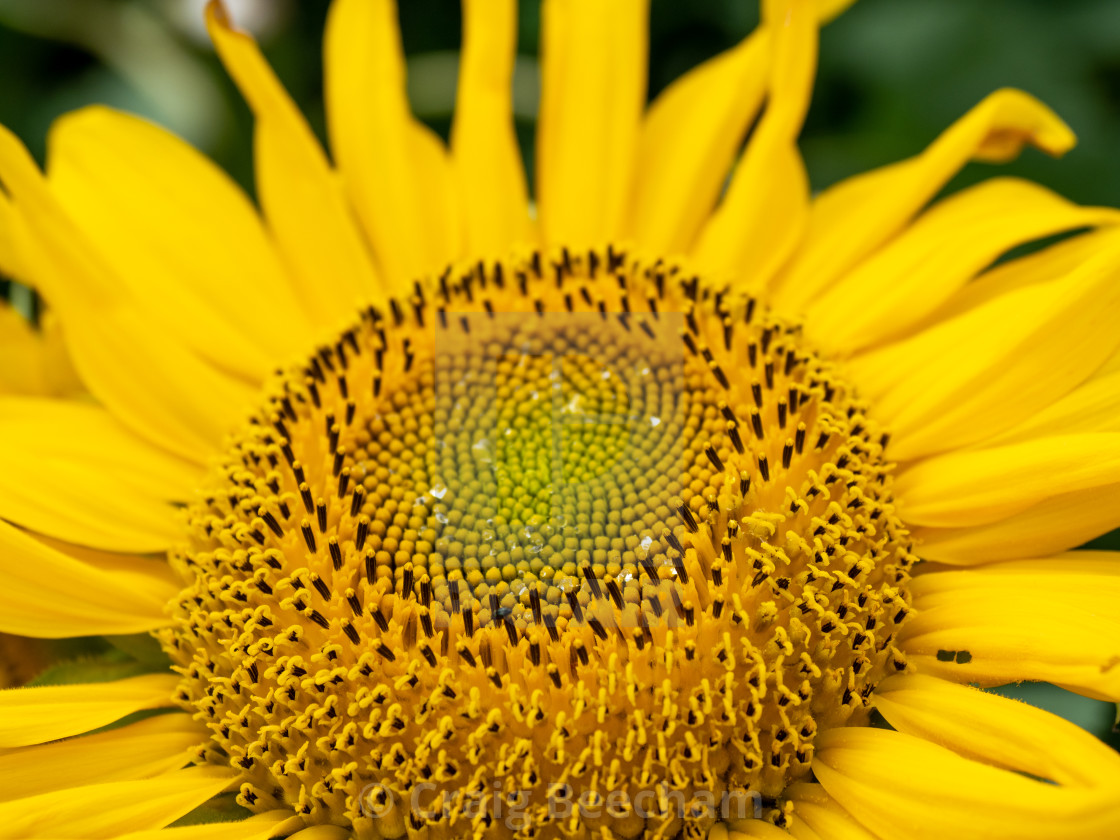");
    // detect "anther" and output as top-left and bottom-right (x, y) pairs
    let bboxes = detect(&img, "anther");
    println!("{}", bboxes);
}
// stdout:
(301, 520), (316, 553)
(566, 591), (584, 624)
(371, 605), (389, 633)
(728, 422), (745, 454)
(355, 515), (370, 551)
(705, 444), (724, 472)
(259, 508), (283, 538)
(605, 578), (624, 611)
(581, 564), (602, 600)
(677, 504), (699, 533)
